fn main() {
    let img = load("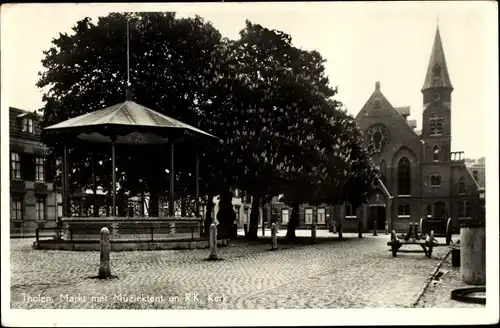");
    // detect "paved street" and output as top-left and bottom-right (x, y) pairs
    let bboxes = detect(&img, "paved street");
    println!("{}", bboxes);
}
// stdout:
(10, 232), (466, 309)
